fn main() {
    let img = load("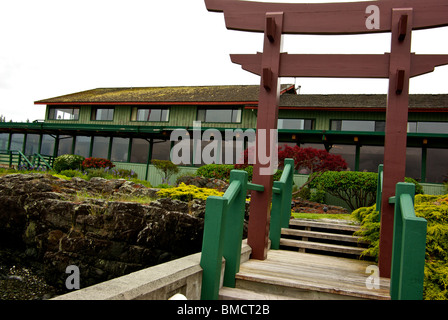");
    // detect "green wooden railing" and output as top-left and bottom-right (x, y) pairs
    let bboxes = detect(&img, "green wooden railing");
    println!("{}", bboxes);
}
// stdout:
(375, 164), (427, 300)
(390, 182), (427, 300)
(0, 150), (53, 171)
(199, 159), (294, 300)
(269, 158), (294, 249)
